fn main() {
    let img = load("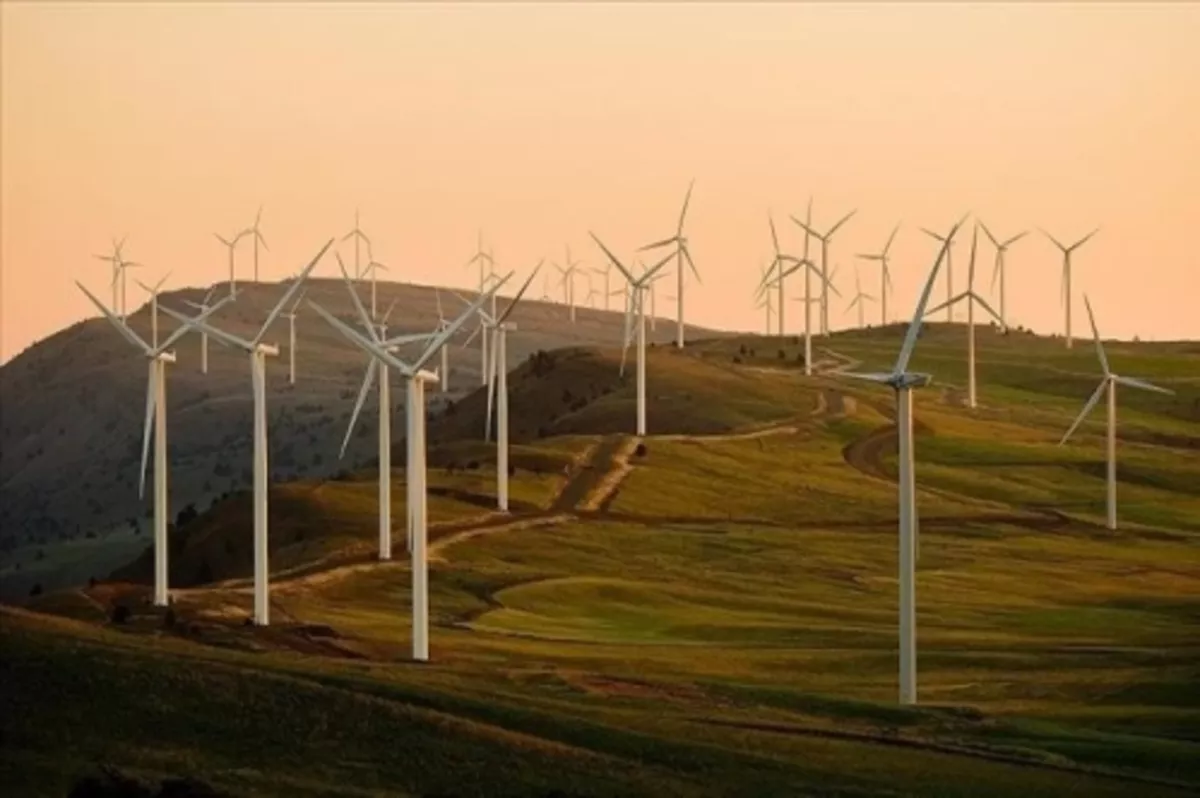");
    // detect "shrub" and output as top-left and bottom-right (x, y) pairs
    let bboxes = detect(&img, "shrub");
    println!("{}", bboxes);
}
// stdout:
(111, 605), (131, 625)
(634, 443), (648, 458)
